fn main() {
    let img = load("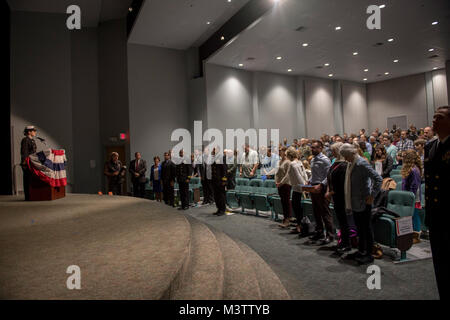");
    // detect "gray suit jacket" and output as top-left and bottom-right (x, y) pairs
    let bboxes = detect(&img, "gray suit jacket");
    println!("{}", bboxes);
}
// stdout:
(129, 159), (147, 183)
(350, 156), (383, 212)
